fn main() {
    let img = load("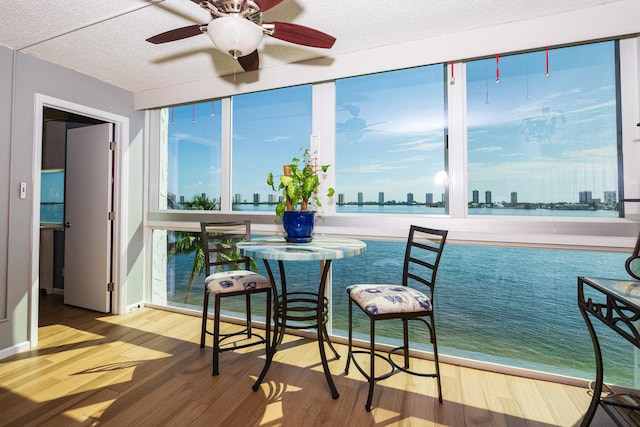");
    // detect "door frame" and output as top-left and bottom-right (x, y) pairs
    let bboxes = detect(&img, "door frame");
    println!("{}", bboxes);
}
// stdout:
(30, 94), (129, 347)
